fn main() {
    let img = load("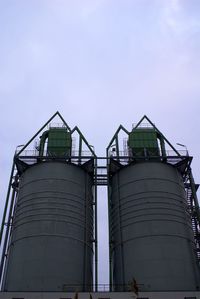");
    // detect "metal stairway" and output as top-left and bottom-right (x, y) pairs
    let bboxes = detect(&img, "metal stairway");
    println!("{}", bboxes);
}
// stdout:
(186, 183), (200, 261)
